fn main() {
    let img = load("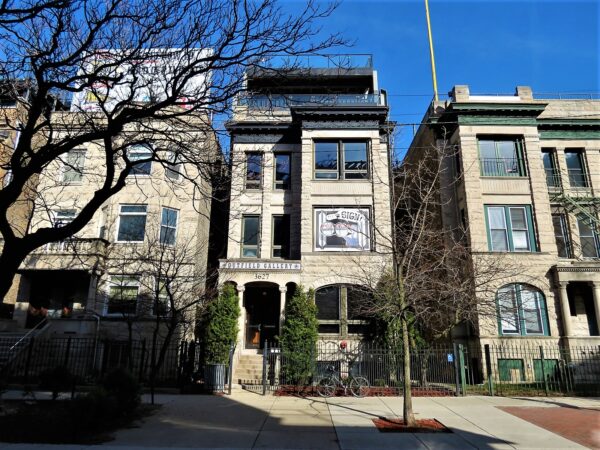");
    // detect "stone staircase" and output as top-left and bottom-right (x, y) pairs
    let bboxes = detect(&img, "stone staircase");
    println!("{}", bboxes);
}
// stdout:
(233, 353), (264, 386)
